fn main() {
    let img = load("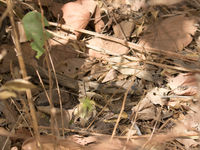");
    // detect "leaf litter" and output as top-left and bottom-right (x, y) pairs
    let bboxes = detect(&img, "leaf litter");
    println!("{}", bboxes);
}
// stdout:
(1, 0), (200, 149)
